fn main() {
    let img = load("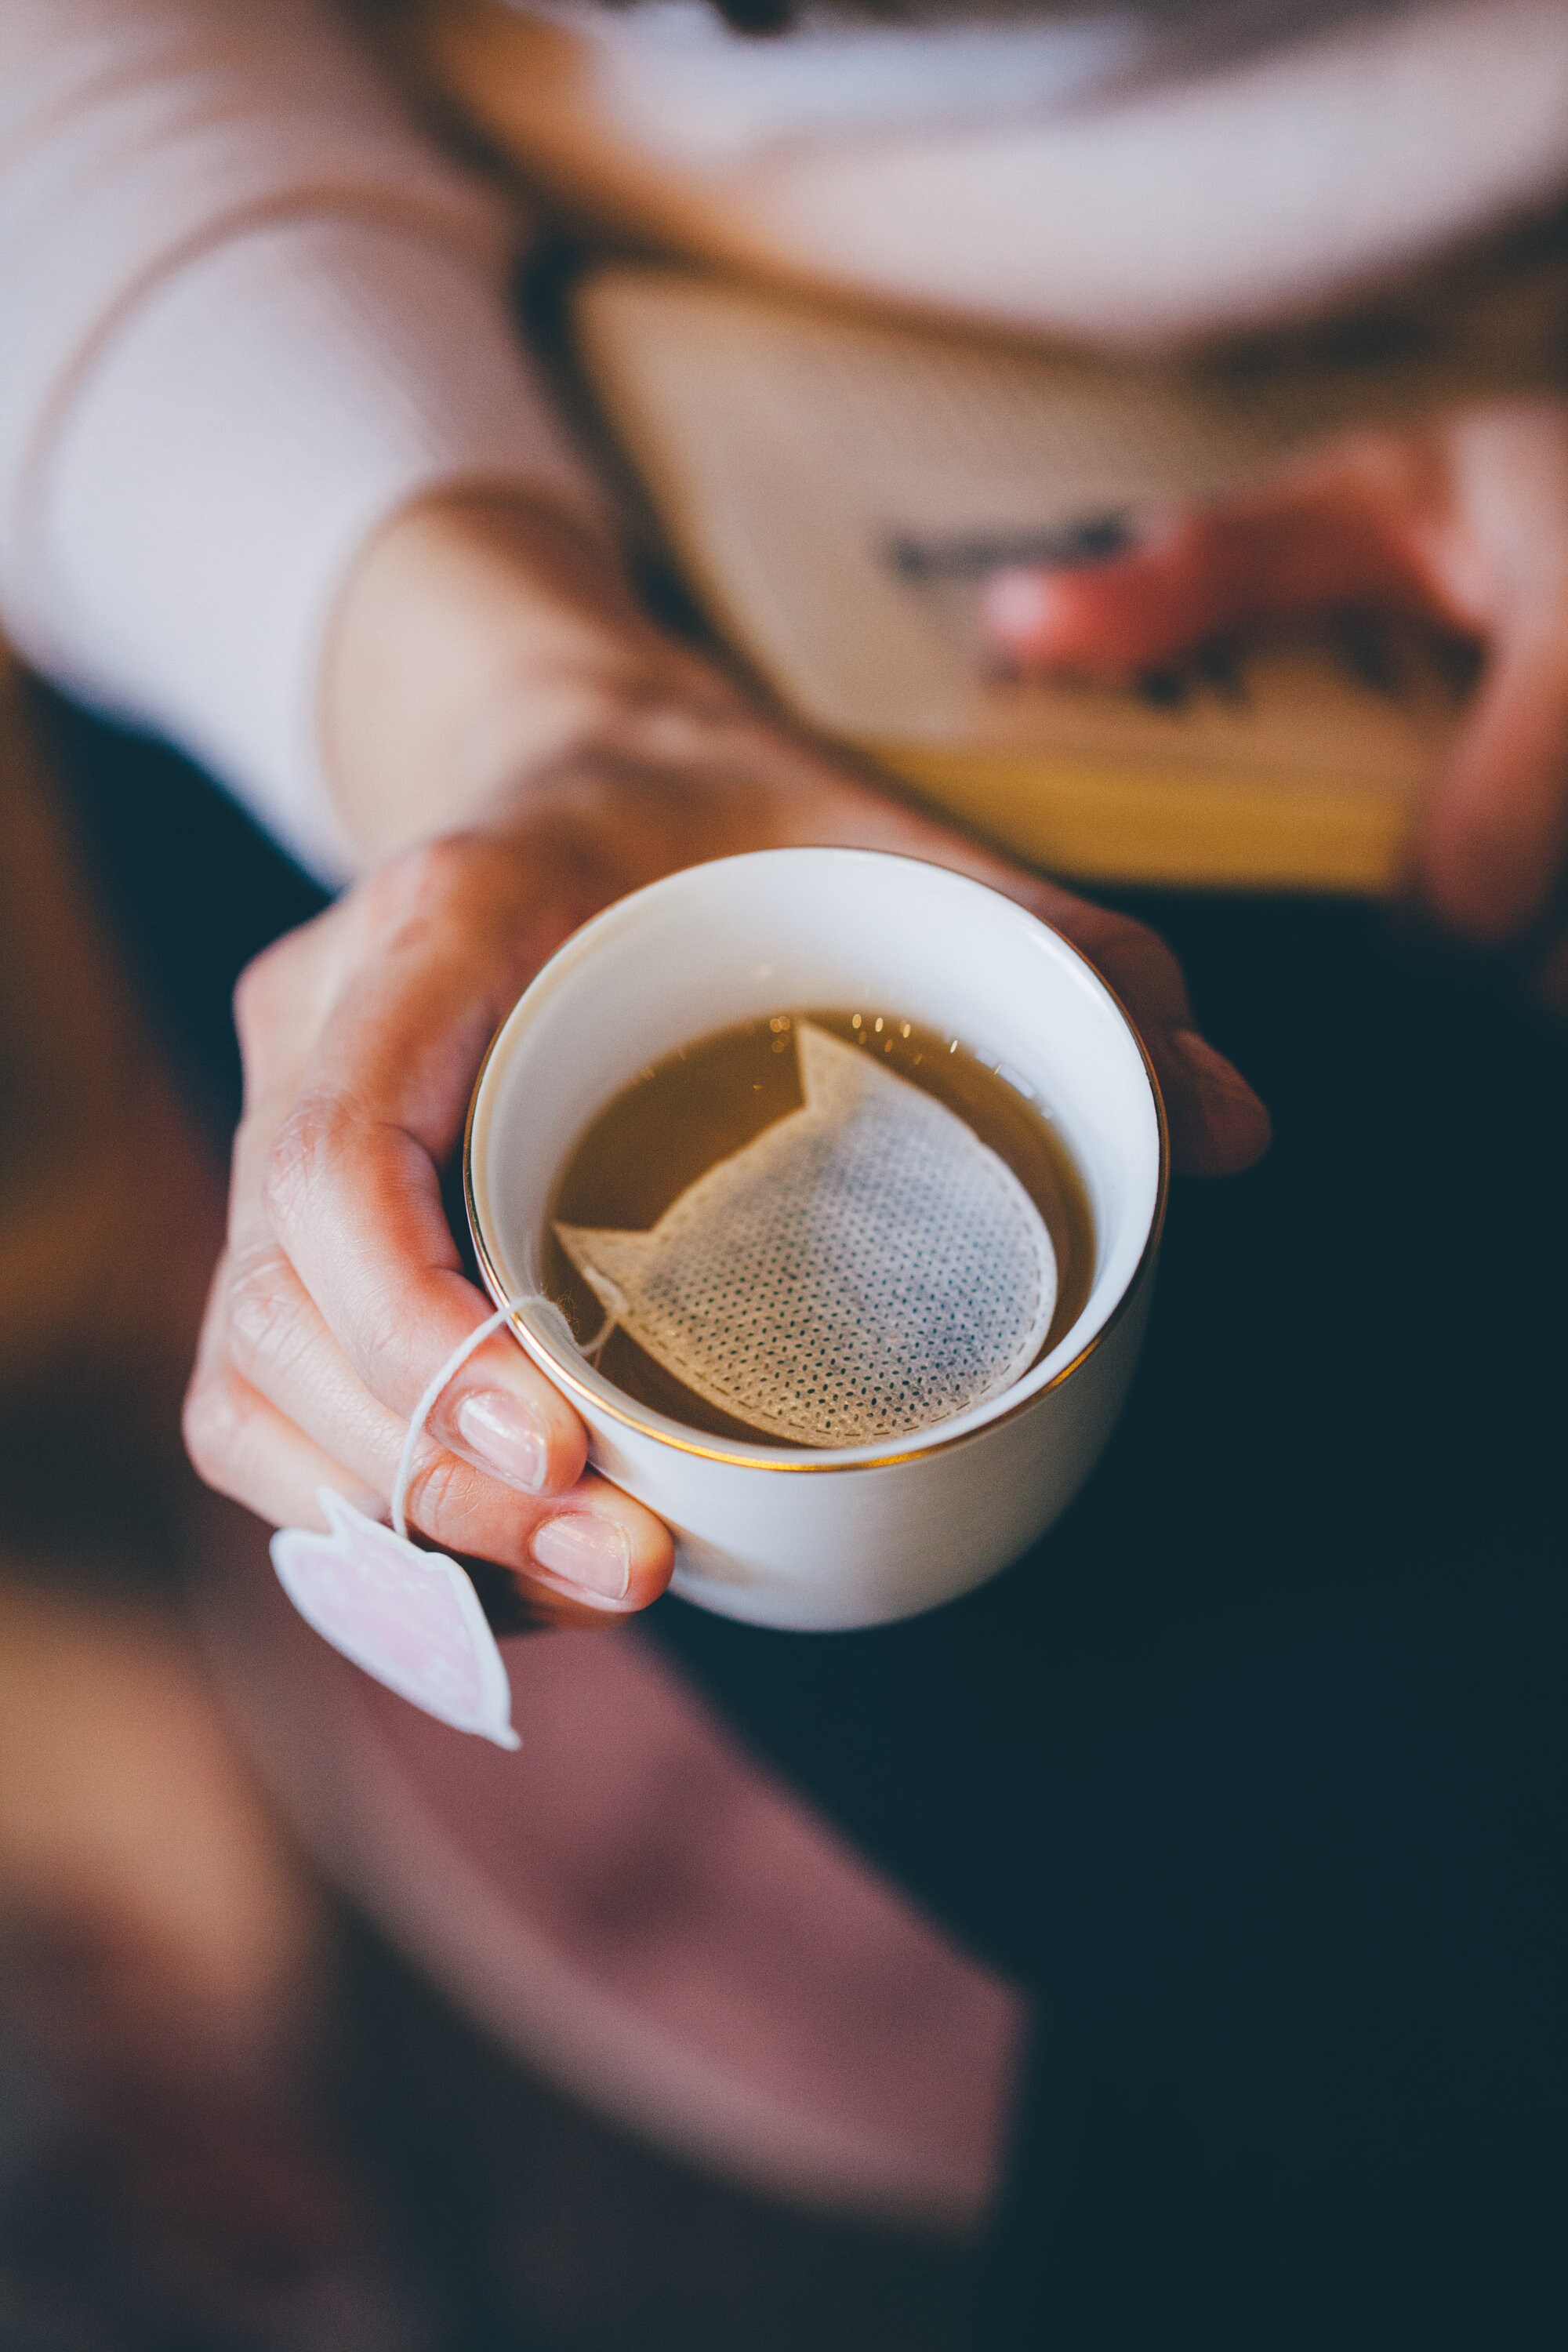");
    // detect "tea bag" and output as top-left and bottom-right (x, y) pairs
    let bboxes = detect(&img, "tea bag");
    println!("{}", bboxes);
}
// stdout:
(556, 1022), (1057, 1447)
